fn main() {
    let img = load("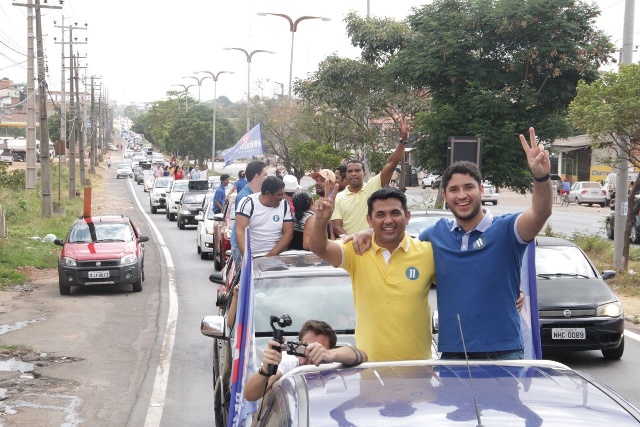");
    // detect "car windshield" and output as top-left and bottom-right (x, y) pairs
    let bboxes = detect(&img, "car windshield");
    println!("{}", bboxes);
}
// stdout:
(172, 181), (189, 191)
(406, 216), (447, 237)
(117, 164), (128, 169)
(535, 245), (597, 278)
(154, 180), (170, 188)
(69, 222), (133, 243)
(183, 193), (206, 204)
(254, 275), (355, 335)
